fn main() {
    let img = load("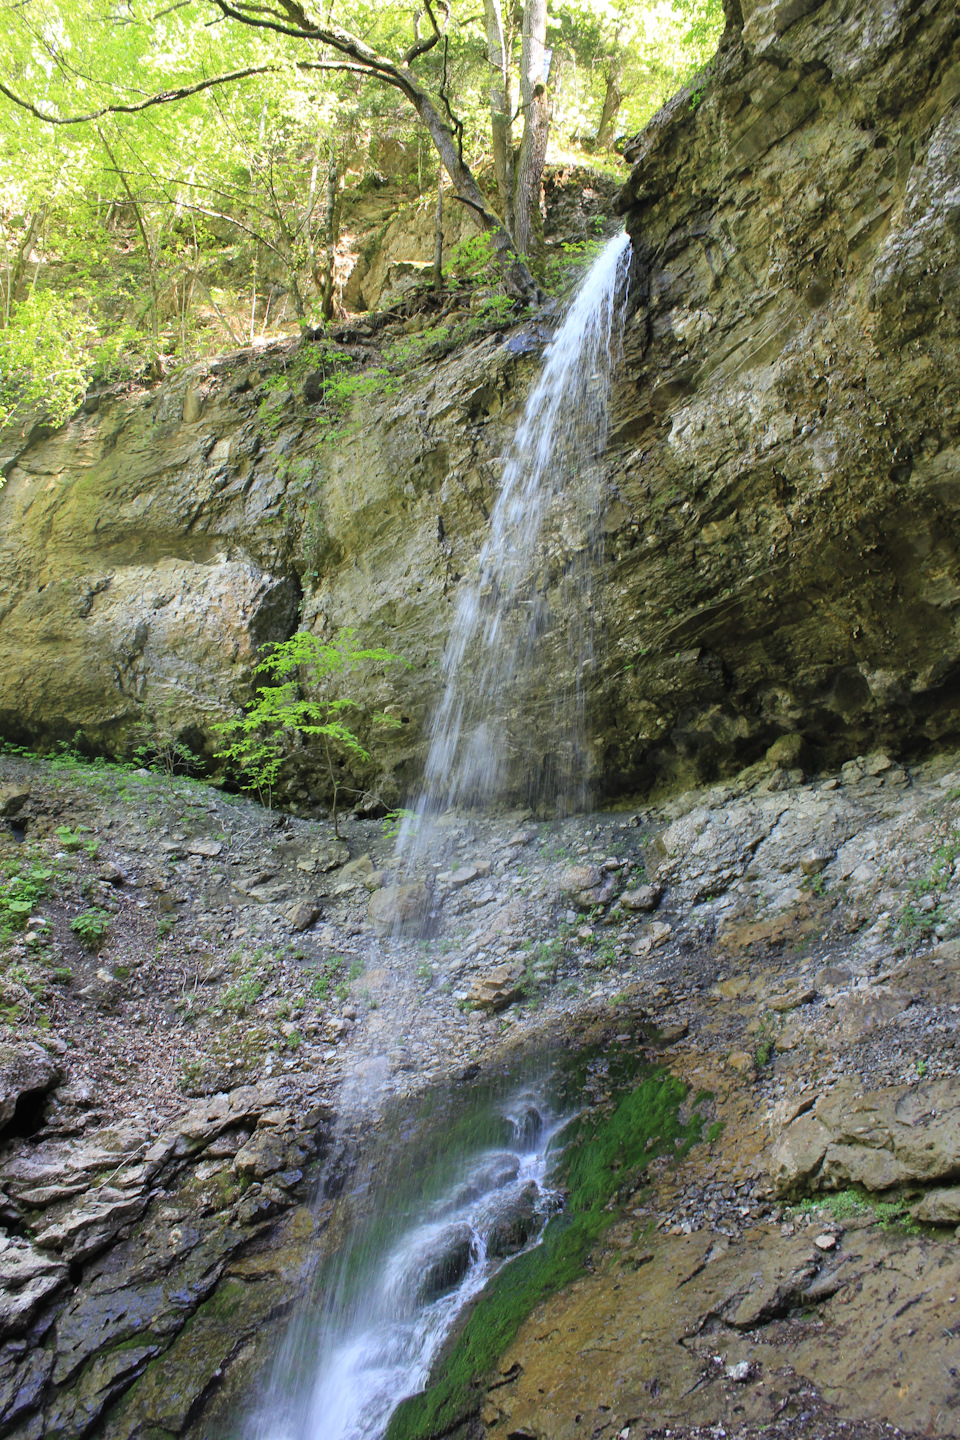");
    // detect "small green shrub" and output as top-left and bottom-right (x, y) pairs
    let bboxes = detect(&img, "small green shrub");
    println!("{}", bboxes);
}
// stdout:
(213, 627), (407, 830)
(382, 807), (418, 838)
(791, 1187), (919, 1233)
(222, 971), (263, 1014)
(443, 232), (497, 284)
(70, 909), (111, 948)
